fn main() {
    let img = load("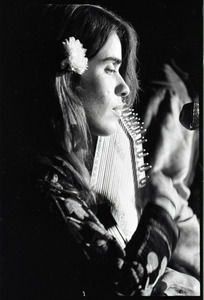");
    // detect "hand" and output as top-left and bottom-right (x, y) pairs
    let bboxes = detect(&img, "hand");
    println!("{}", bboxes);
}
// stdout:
(152, 267), (200, 296)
